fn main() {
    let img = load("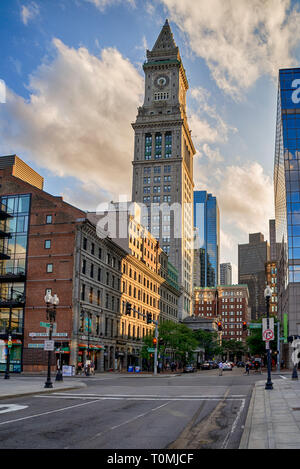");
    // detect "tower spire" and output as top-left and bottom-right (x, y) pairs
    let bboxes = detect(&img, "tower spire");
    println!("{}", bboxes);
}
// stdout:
(147, 19), (179, 61)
